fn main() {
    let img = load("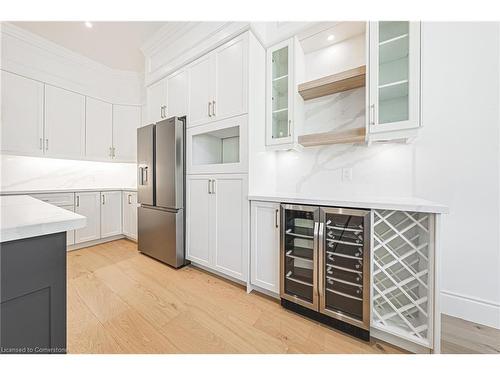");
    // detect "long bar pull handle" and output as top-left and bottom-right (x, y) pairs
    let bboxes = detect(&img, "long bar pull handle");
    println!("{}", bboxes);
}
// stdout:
(275, 209), (279, 228)
(208, 179), (211, 194)
(102, 194), (106, 205)
(76, 195), (80, 207)
(143, 166), (148, 183)
(211, 179), (216, 194)
(318, 222), (325, 305)
(208, 102), (212, 117)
